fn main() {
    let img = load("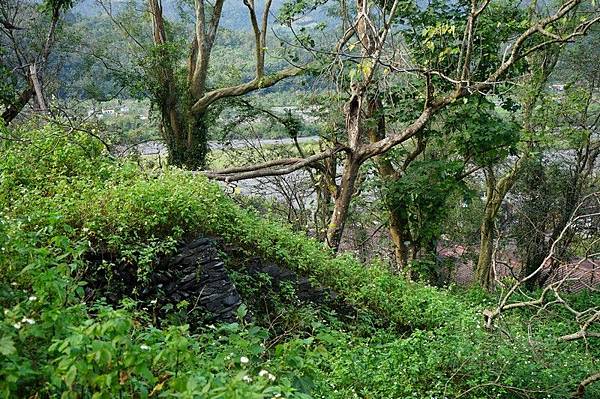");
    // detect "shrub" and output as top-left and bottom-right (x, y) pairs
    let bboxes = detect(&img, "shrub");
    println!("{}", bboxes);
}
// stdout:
(1, 124), (598, 398)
